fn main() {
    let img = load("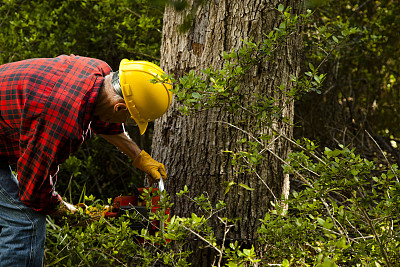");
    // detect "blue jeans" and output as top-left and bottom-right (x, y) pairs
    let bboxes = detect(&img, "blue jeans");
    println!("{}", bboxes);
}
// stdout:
(0, 162), (46, 267)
